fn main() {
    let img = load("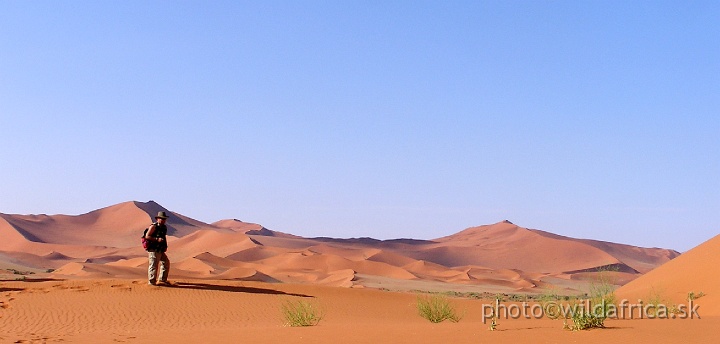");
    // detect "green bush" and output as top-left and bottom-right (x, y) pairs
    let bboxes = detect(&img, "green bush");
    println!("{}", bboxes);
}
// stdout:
(570, 267), (617, 330)
(416, 294), (463, 323)
(280, 299), (324, 327)
(571, 311), (606, 330)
